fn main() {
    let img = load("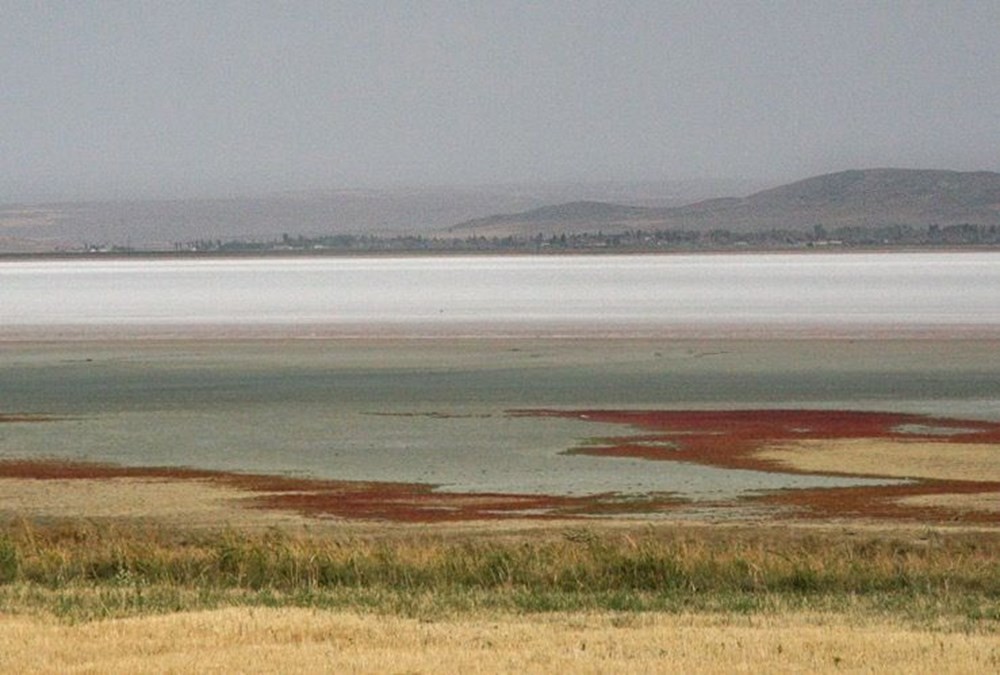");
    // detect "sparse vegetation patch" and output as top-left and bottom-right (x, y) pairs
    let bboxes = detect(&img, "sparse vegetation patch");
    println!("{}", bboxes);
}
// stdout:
(1, 520), (999, 629)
